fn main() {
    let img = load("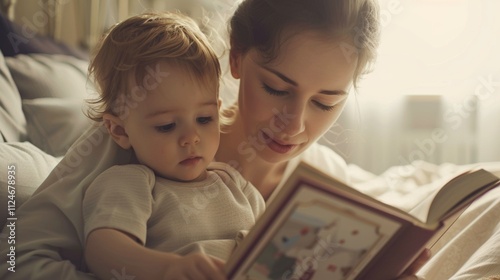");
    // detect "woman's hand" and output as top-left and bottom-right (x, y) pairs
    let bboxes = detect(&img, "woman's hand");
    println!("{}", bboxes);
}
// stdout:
(162, 253), (226, 280)
(395, 248), (431, 280)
